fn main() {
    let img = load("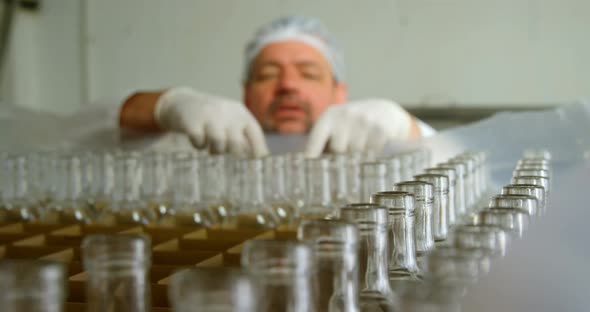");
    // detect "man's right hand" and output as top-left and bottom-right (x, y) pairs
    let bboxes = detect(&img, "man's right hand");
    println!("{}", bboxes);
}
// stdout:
(154, 87), (269, 157)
